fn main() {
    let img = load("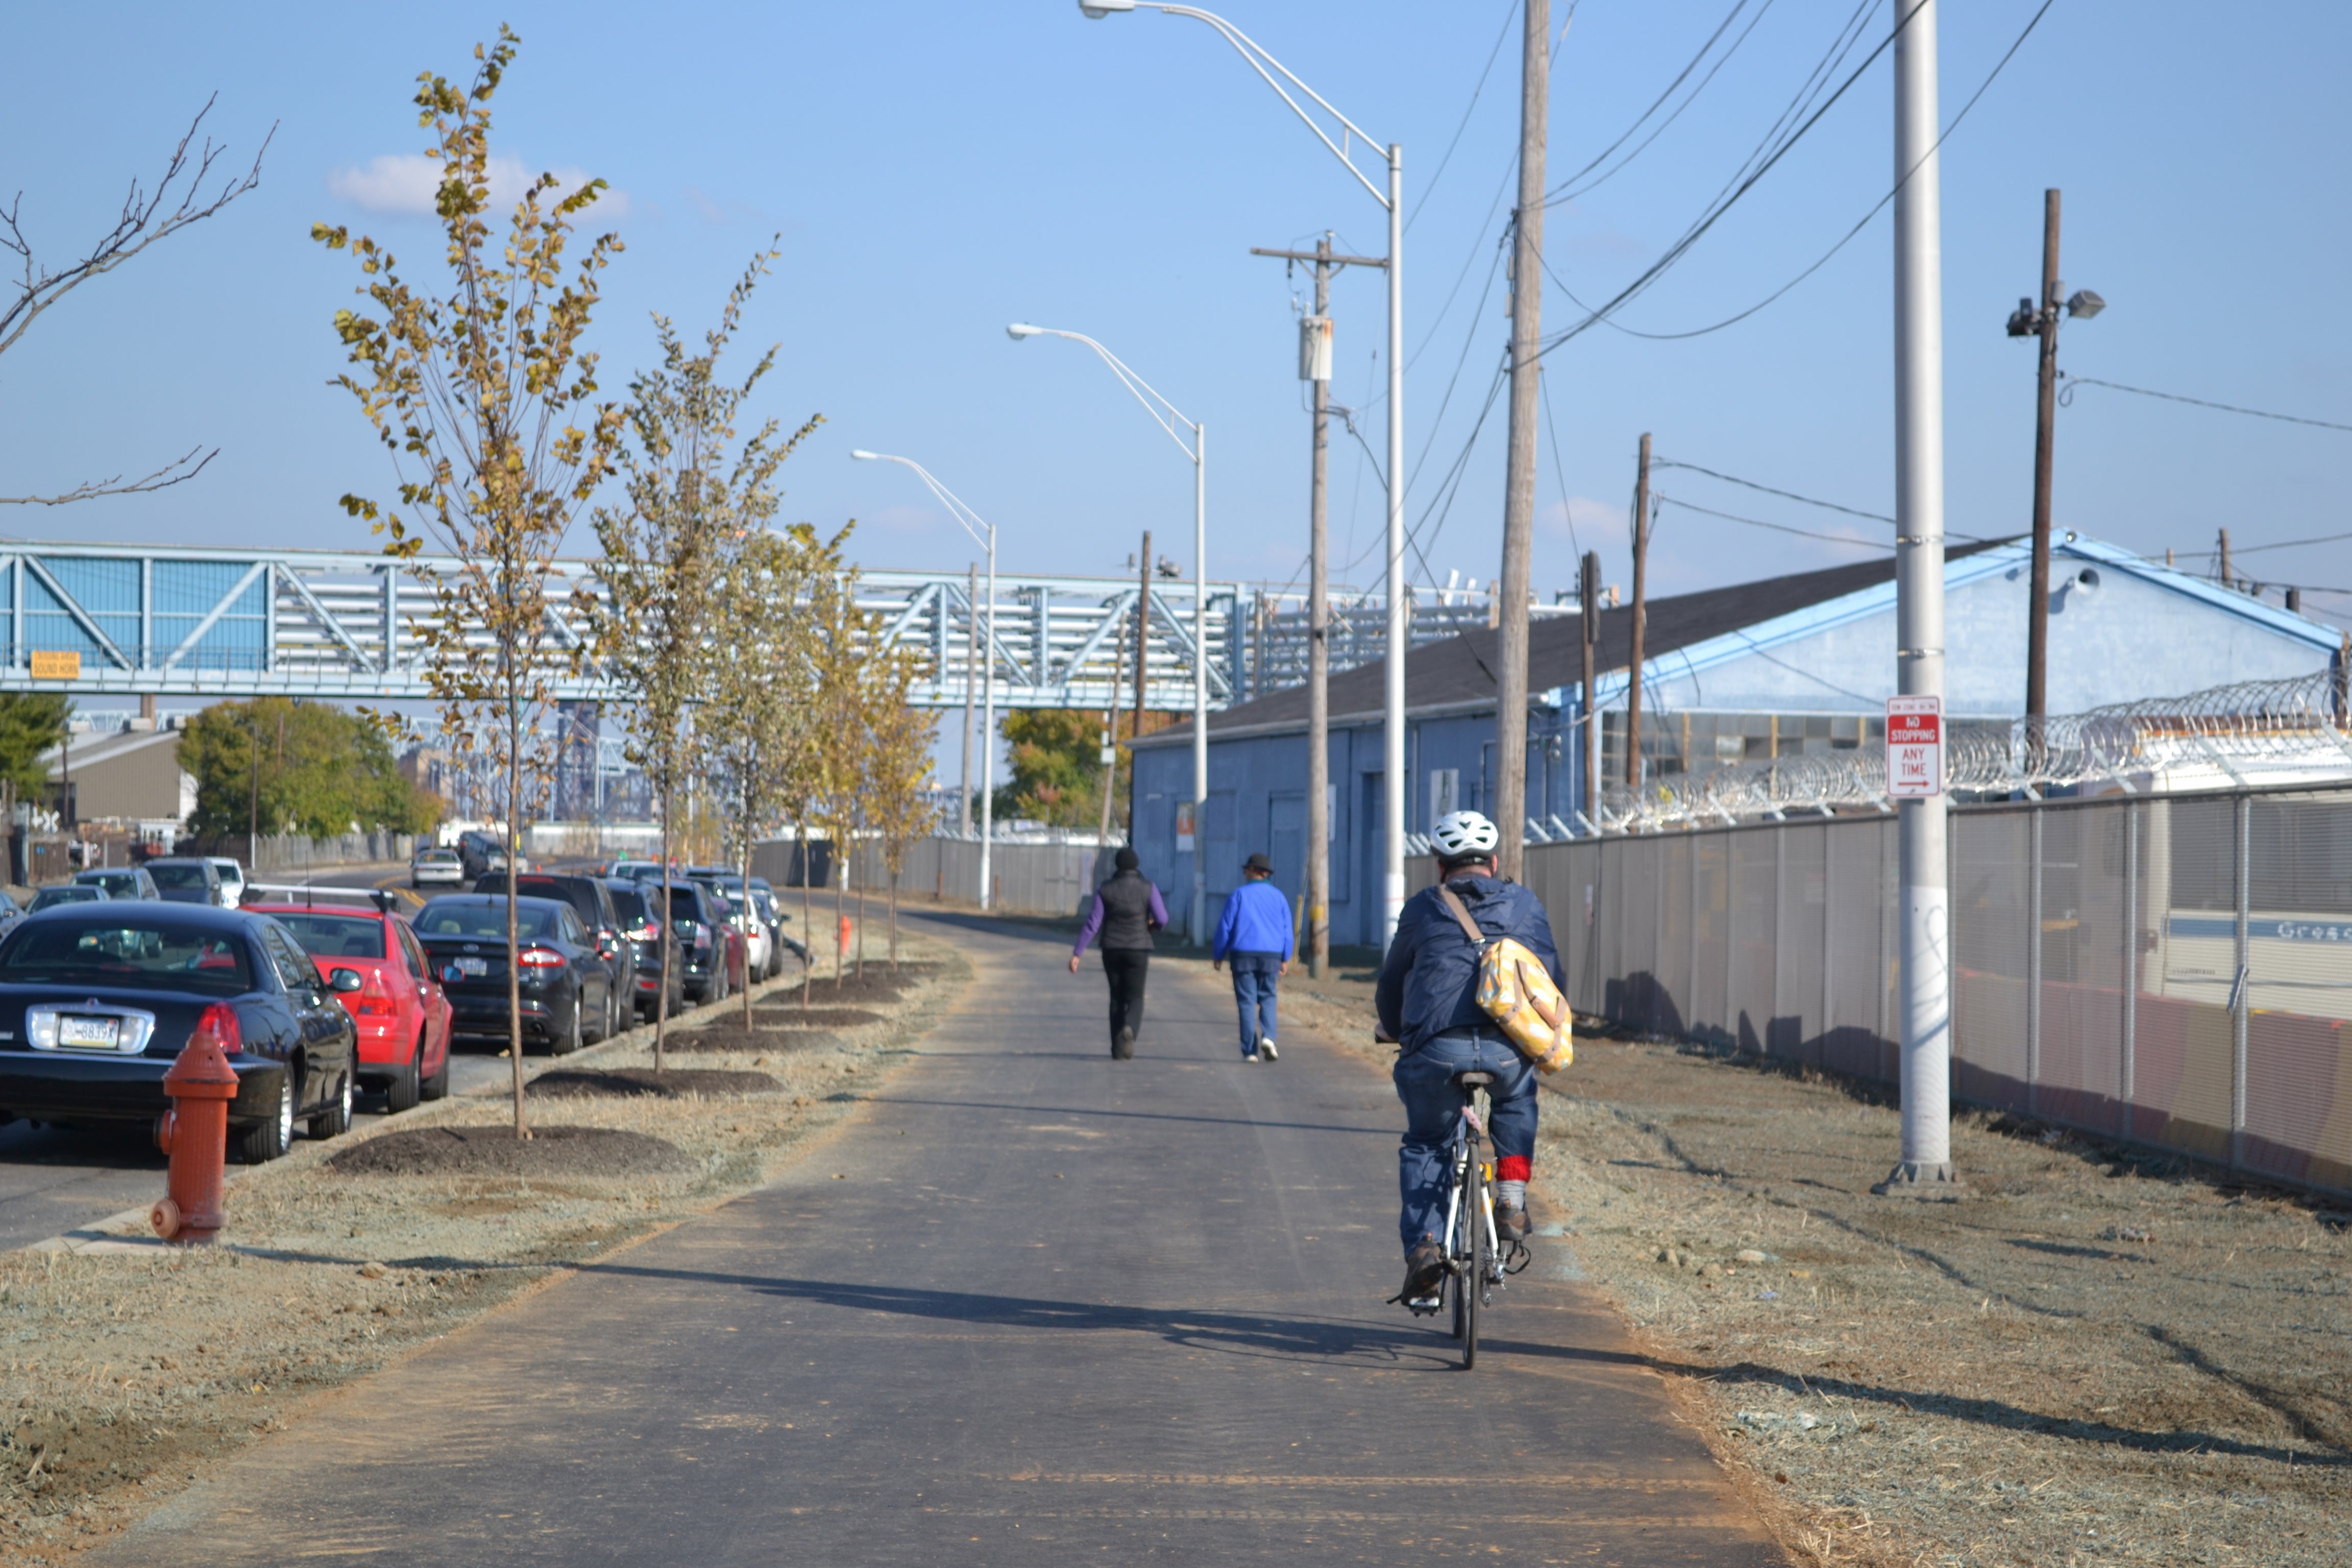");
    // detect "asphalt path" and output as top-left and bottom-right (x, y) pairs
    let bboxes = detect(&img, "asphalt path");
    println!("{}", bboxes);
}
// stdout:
(98, 911), (1779, 1565)
(3, 862), (551, 1250)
